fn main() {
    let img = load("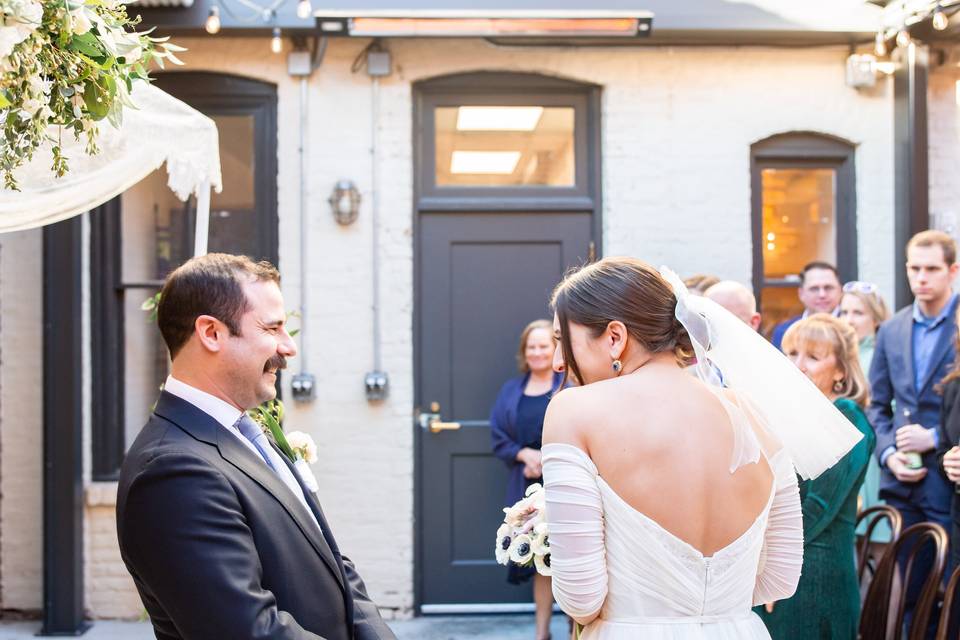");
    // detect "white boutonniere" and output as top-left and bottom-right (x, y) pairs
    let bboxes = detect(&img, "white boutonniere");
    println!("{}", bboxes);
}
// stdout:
(286, 430), (320, 494)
